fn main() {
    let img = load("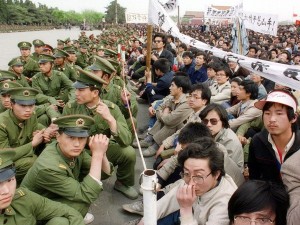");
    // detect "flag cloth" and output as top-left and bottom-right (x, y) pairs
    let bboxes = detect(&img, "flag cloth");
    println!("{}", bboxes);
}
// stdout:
(161, 0), (178, 13)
